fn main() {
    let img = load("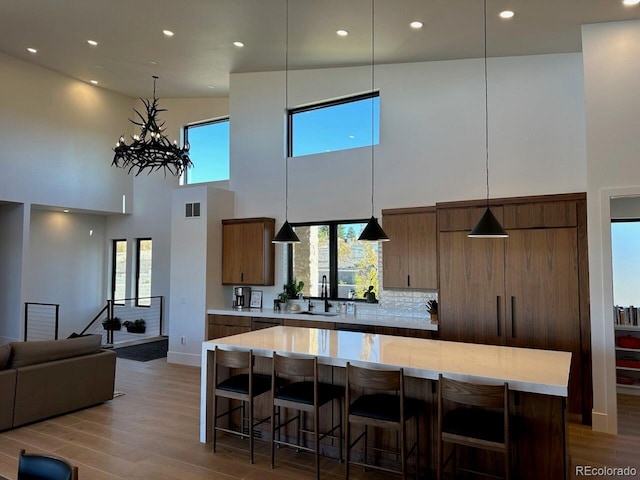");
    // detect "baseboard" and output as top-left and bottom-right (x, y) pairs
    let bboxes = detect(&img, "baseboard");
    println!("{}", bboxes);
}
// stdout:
(592, 411), (616, 434)
(167, 350), (201, 367)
